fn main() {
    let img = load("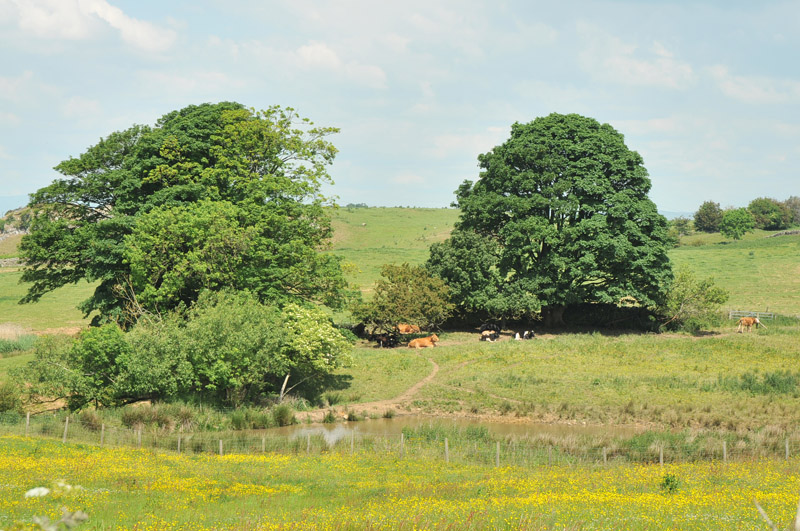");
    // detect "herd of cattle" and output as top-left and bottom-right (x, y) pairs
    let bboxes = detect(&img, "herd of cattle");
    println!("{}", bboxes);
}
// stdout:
(370, 323), (536, 349)
(368, 315), (764, 349)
